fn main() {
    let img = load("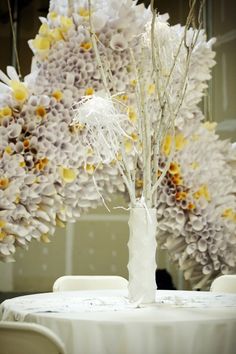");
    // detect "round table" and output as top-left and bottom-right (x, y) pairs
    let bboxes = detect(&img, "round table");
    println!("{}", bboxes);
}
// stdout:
(1, 289), (236, 354)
